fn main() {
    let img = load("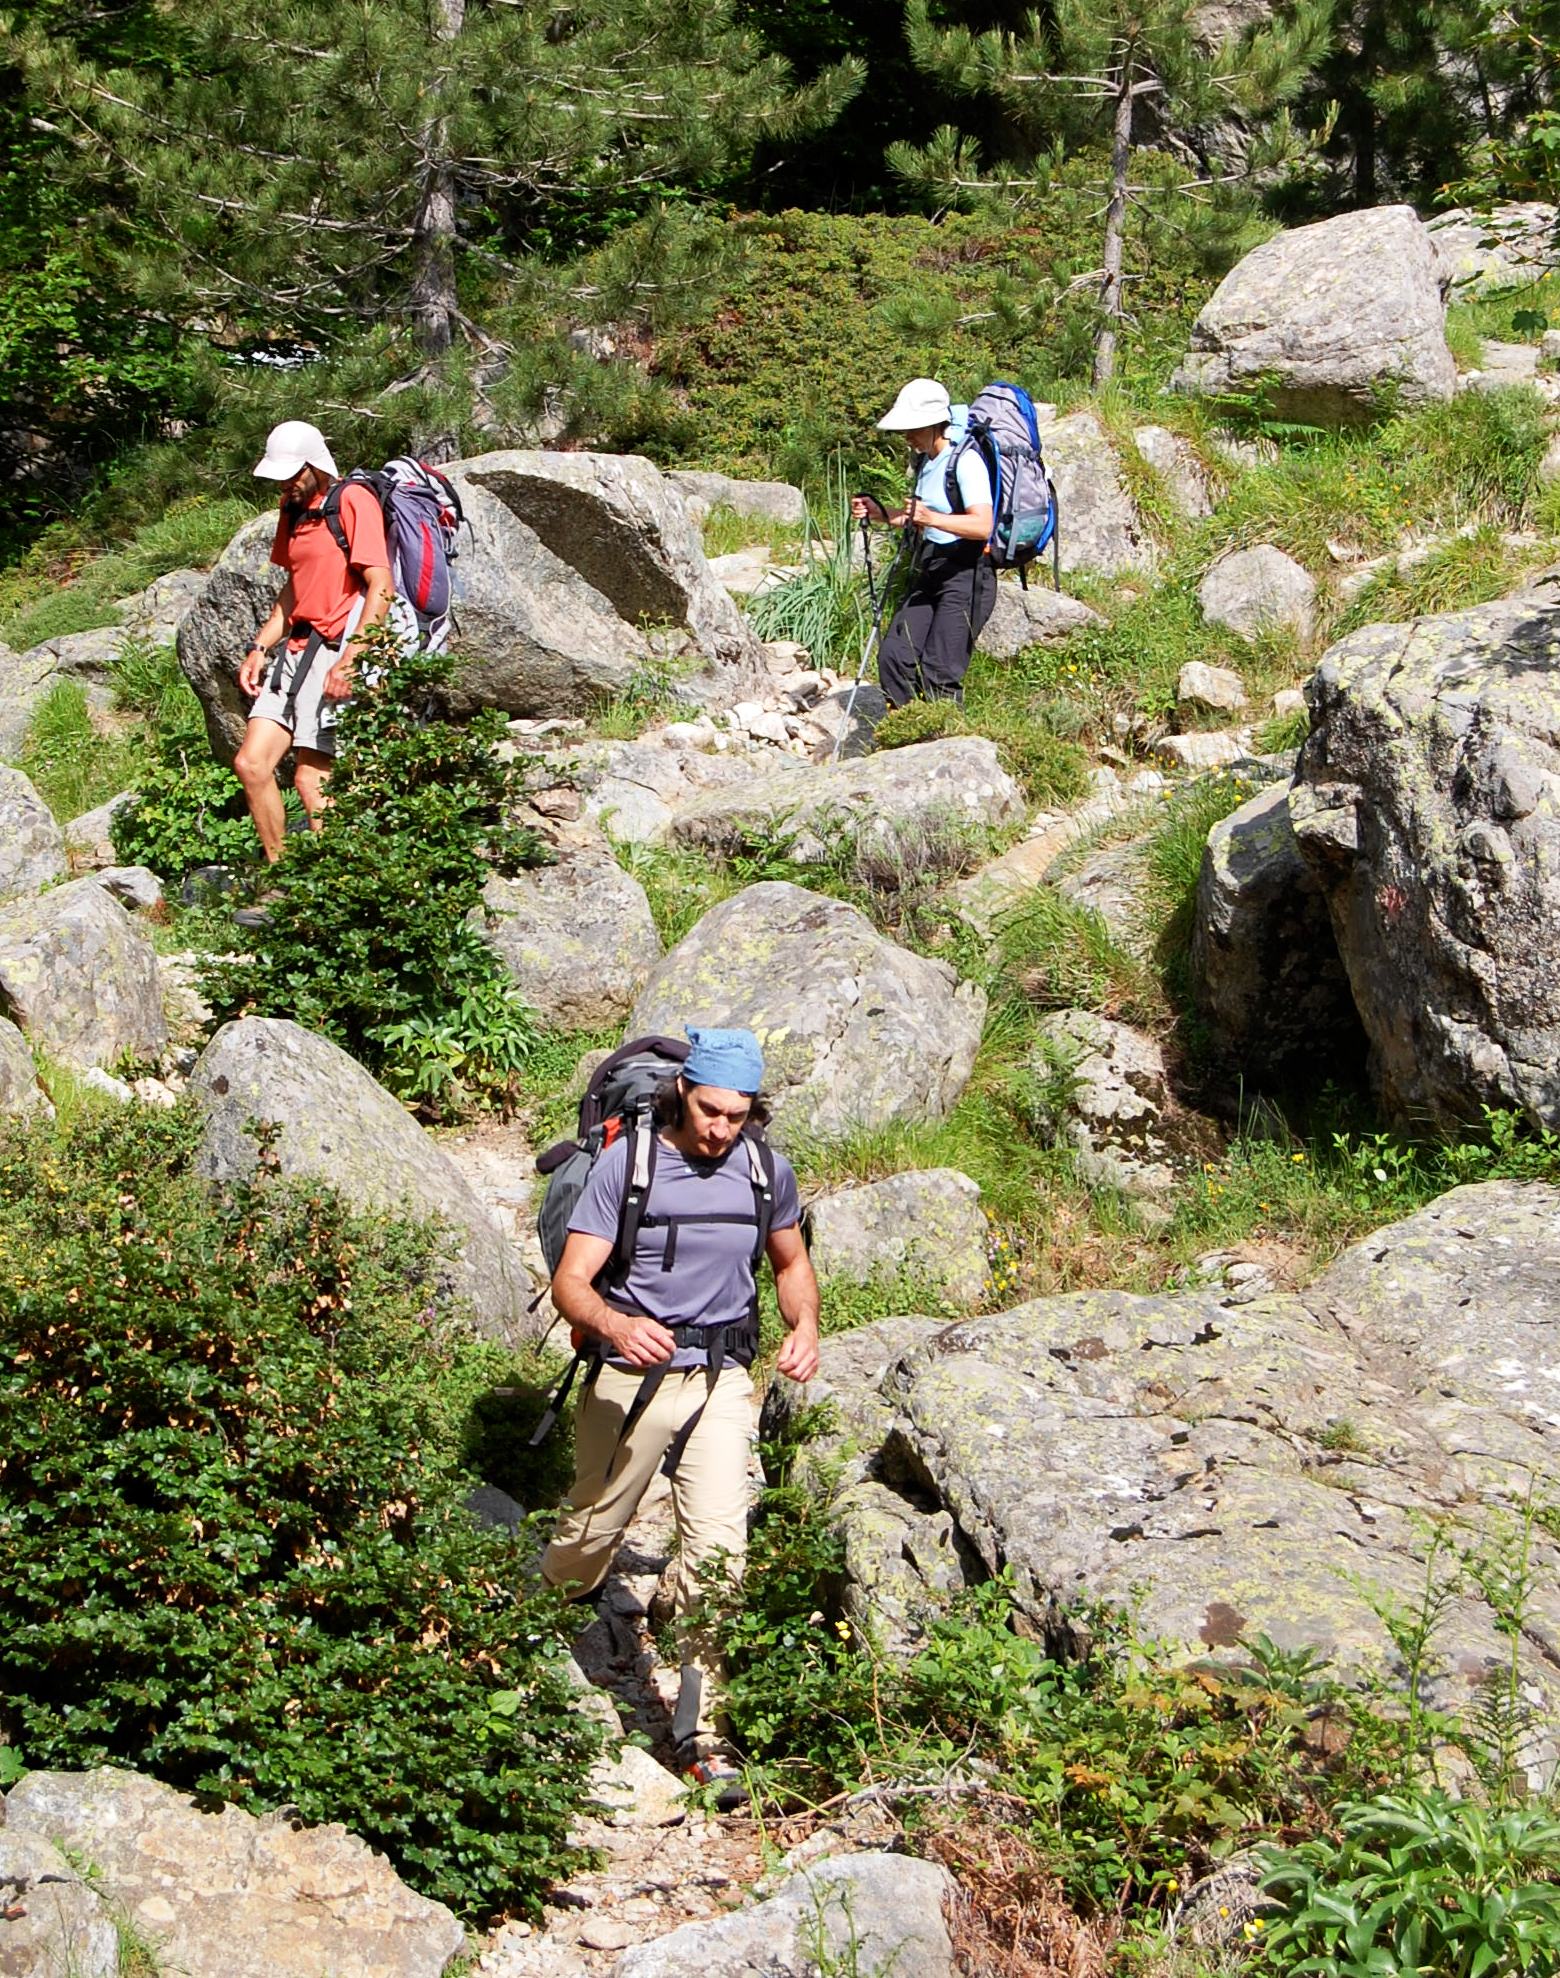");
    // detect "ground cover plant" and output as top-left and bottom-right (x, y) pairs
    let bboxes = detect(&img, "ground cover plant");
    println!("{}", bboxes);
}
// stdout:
(0, 1101), (599, 1922)
(205, 627), (548, 1118)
